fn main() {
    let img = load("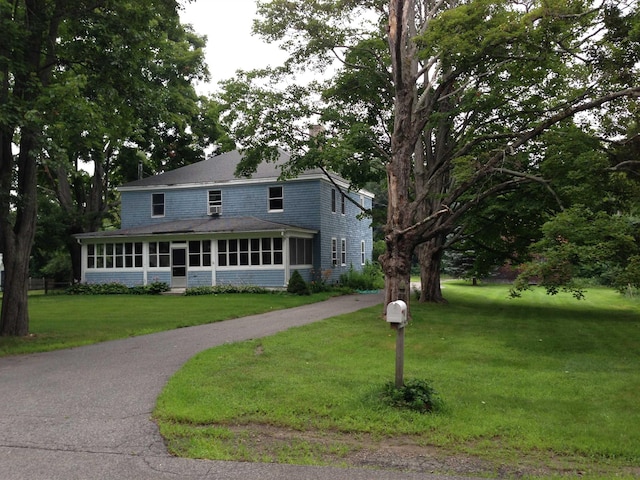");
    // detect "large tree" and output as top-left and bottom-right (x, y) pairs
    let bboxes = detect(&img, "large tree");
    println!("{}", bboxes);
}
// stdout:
(0, 0), (223, 336)
(219, 0), (640, 307)
(38, 6), (228, 282)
